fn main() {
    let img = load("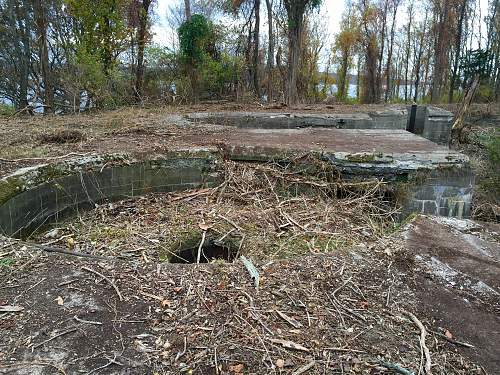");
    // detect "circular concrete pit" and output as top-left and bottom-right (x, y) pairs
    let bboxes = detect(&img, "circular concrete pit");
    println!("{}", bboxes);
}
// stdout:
(0, 151), (399, 263)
